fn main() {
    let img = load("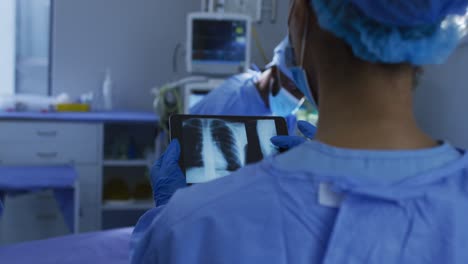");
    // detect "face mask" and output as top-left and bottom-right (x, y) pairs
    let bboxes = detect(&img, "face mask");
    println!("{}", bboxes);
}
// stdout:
(289, 68), (315, 108)
(287, 13), (317, 109)
(269, 88), (305, 117)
